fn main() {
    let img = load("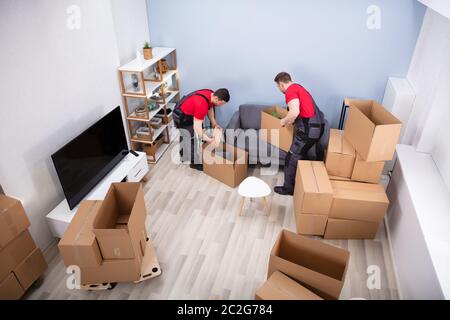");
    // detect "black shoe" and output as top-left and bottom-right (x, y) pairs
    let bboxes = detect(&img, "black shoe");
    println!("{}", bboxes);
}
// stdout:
(190, 164), (204, 172)
(274, 186), (294, 196)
